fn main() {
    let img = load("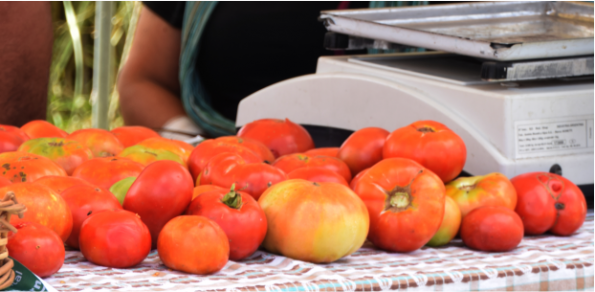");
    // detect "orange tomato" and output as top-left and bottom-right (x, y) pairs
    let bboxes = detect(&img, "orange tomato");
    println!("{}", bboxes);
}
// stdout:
(18, 137), (93, 175)
(20, 120), (68, 139)
(68, 128), (124, 157)
(338, 127), (389, 176)
(0, 152), (67, 183)
(304, 147), (339, 157)
(216, 136), (275, 163)
(286, 167), (349, 187)
(0, 125), (30, 142)
(446, 173), (517, 218)
(272, 153), (352, 183)
(110, 126), (160, 147)
(34, 175), (95, 194)
(136, 137), (193, 163)
(72, 157), (144, 191)
(237, 118), (314, 158)
(187, 139), (262, 181)
(192, 185), (226, 200)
